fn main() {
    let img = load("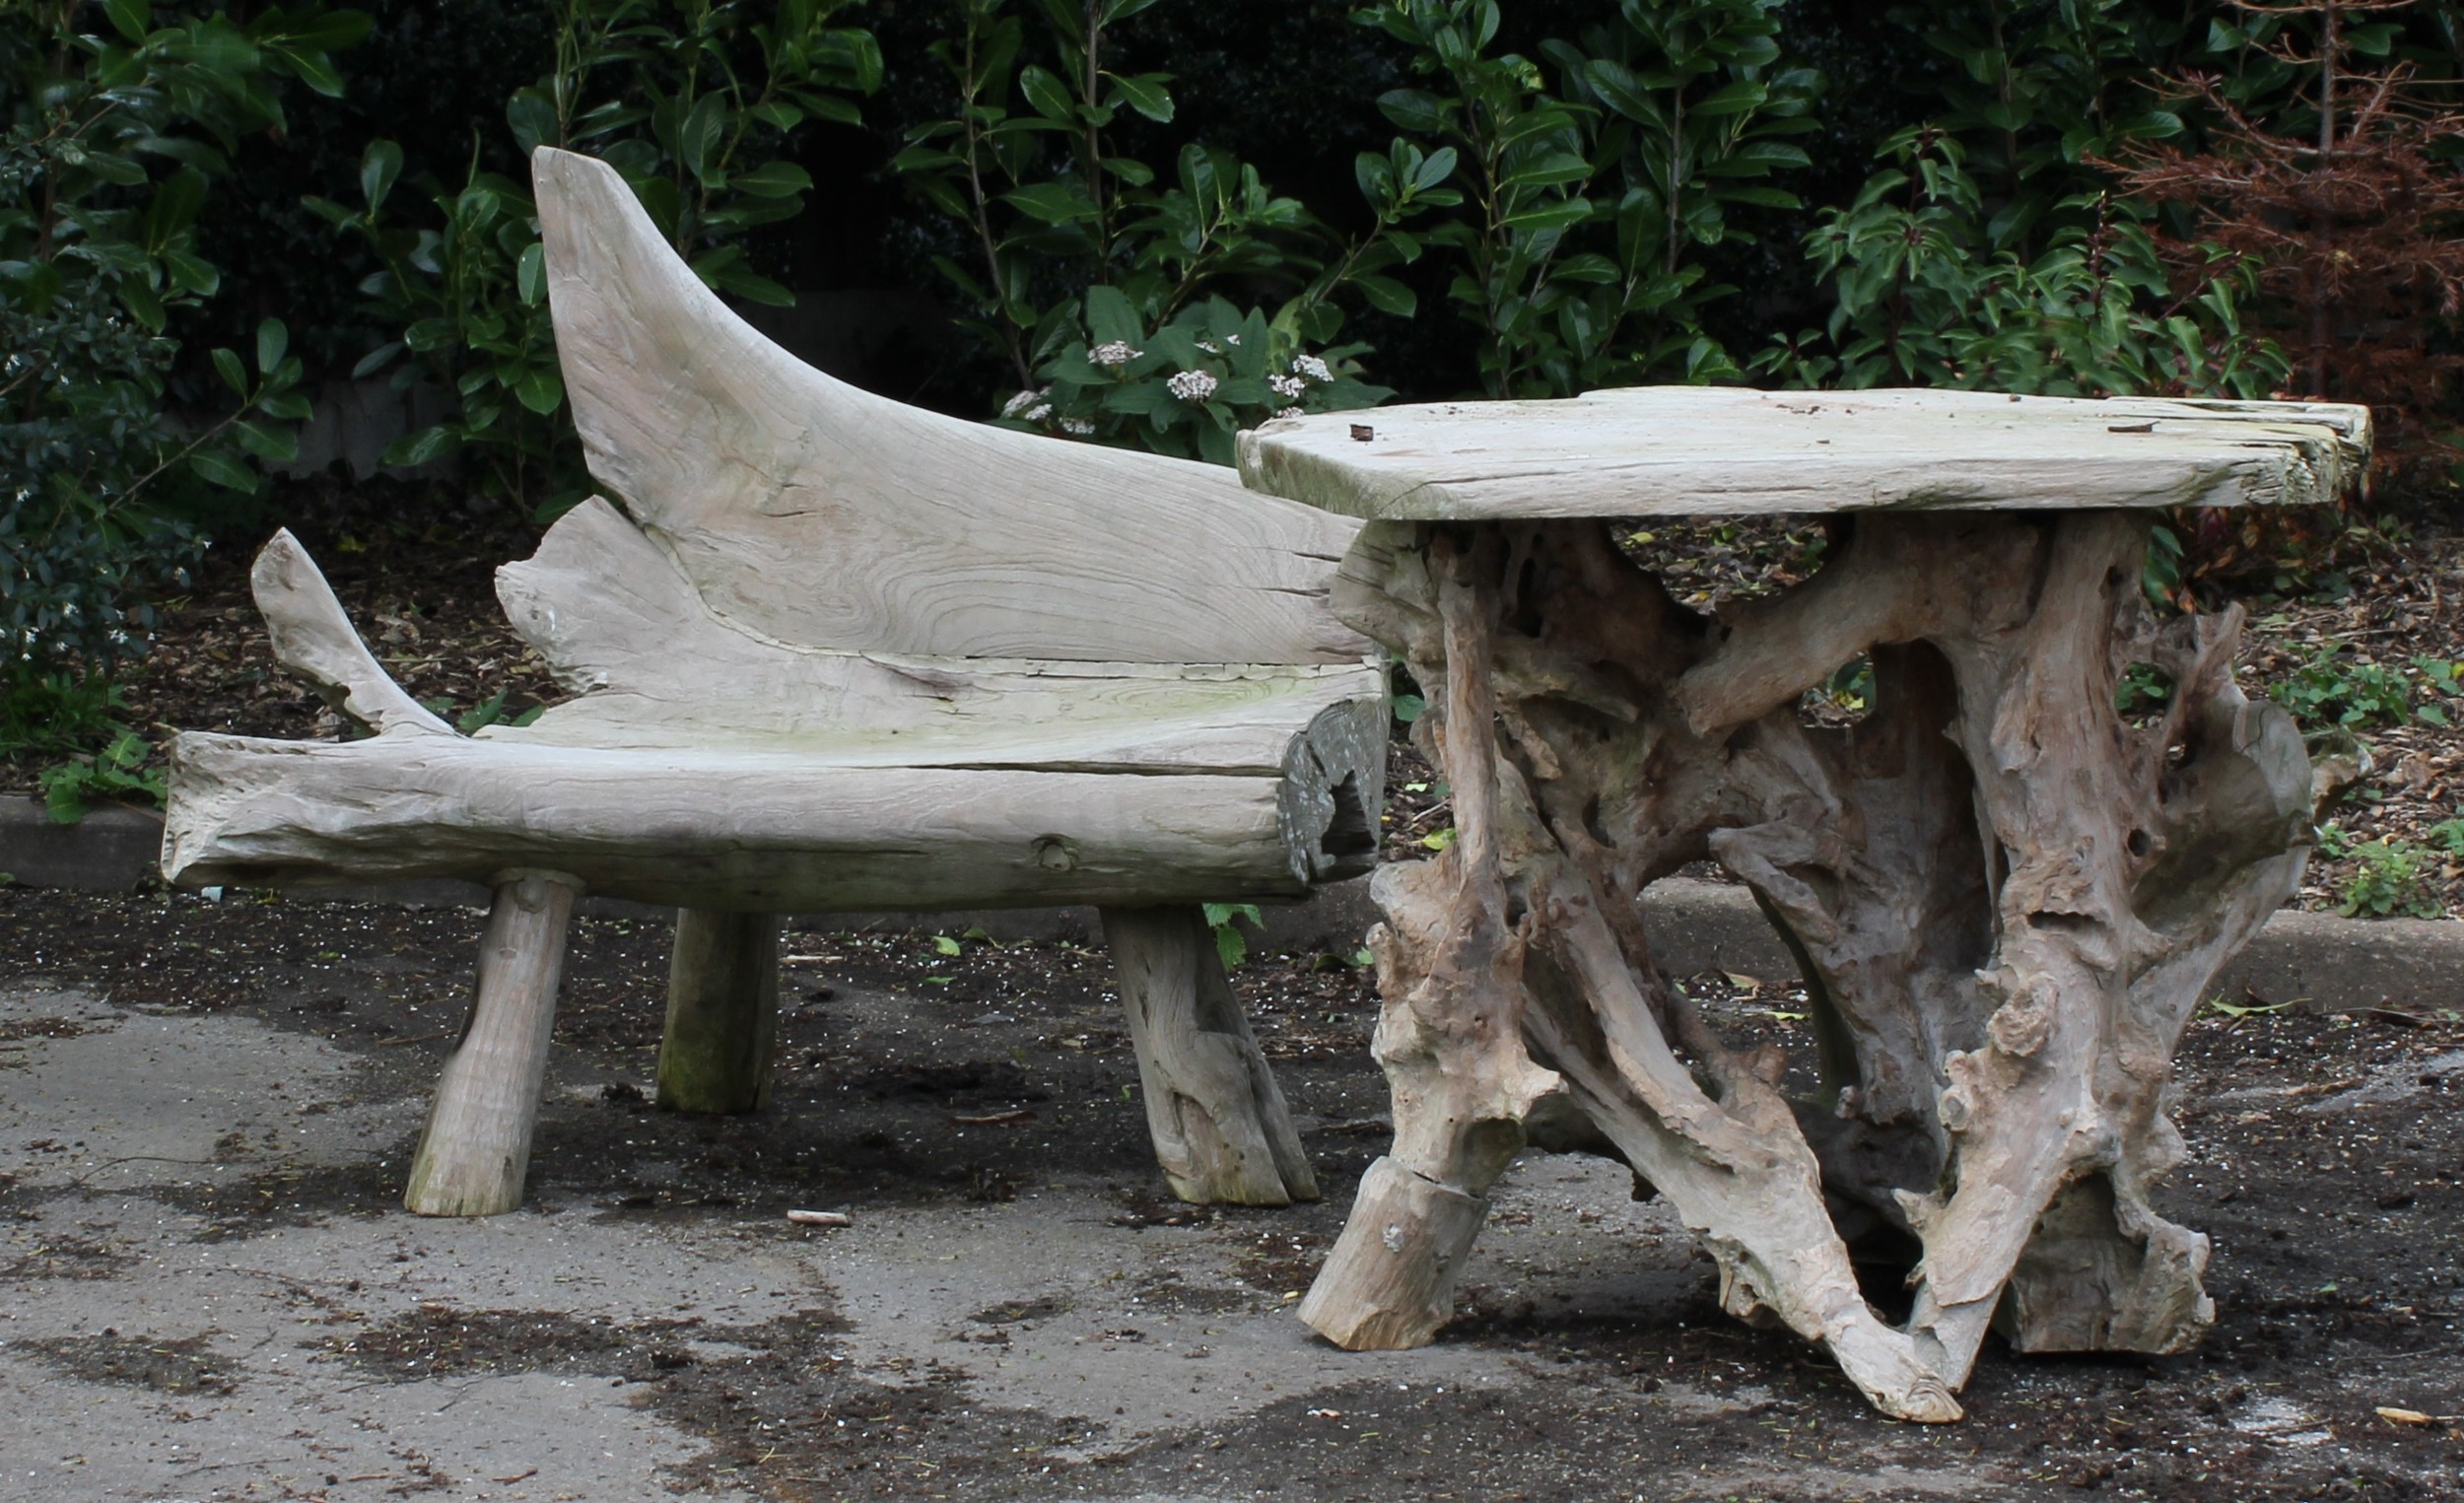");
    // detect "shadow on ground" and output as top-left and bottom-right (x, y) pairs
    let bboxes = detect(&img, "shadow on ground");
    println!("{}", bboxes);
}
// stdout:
(1, 886), (2460, 1501)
